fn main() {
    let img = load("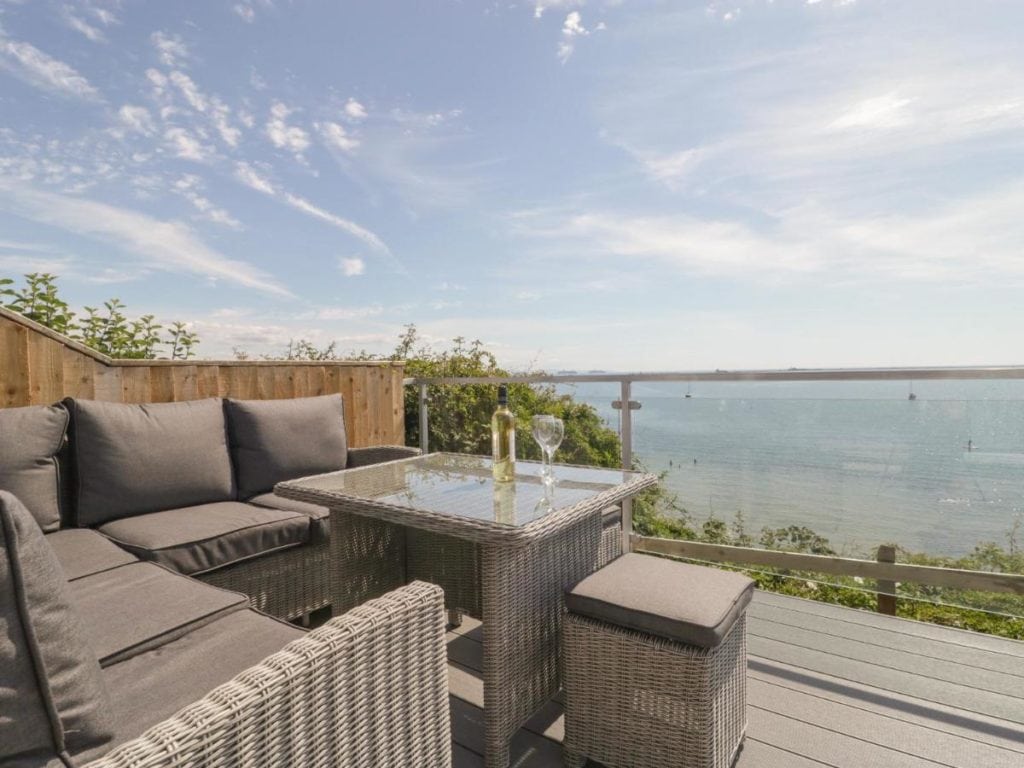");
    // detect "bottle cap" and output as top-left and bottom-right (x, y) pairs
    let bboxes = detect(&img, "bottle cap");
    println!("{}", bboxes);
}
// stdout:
(497, 384), (508, 405)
